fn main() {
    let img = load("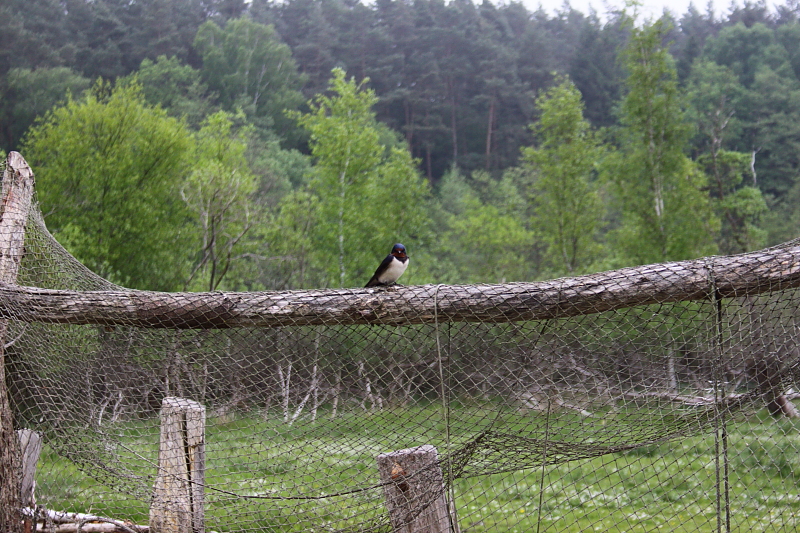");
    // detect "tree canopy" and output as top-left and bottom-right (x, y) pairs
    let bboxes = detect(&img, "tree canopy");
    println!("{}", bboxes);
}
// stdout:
(22, 81), (195, 290)
(292, 68), (429, 288)
(6, 0), (800, 289)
